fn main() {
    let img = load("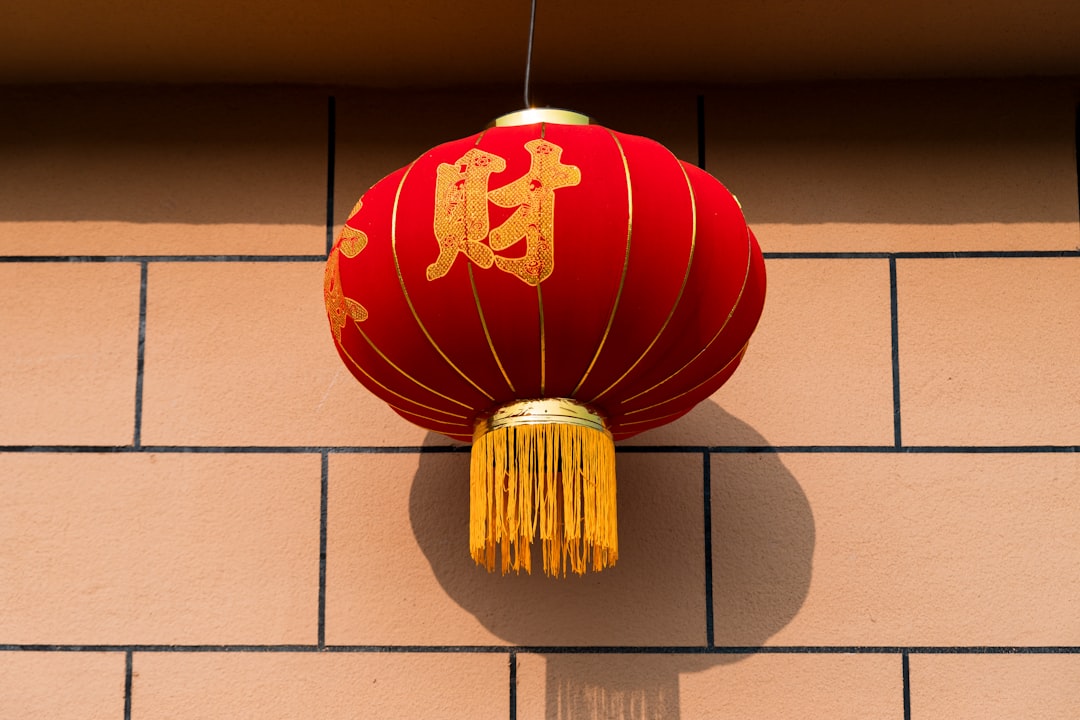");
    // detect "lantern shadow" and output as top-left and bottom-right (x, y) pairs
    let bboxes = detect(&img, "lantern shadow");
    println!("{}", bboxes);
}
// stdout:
(409, 402), (815, 719)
